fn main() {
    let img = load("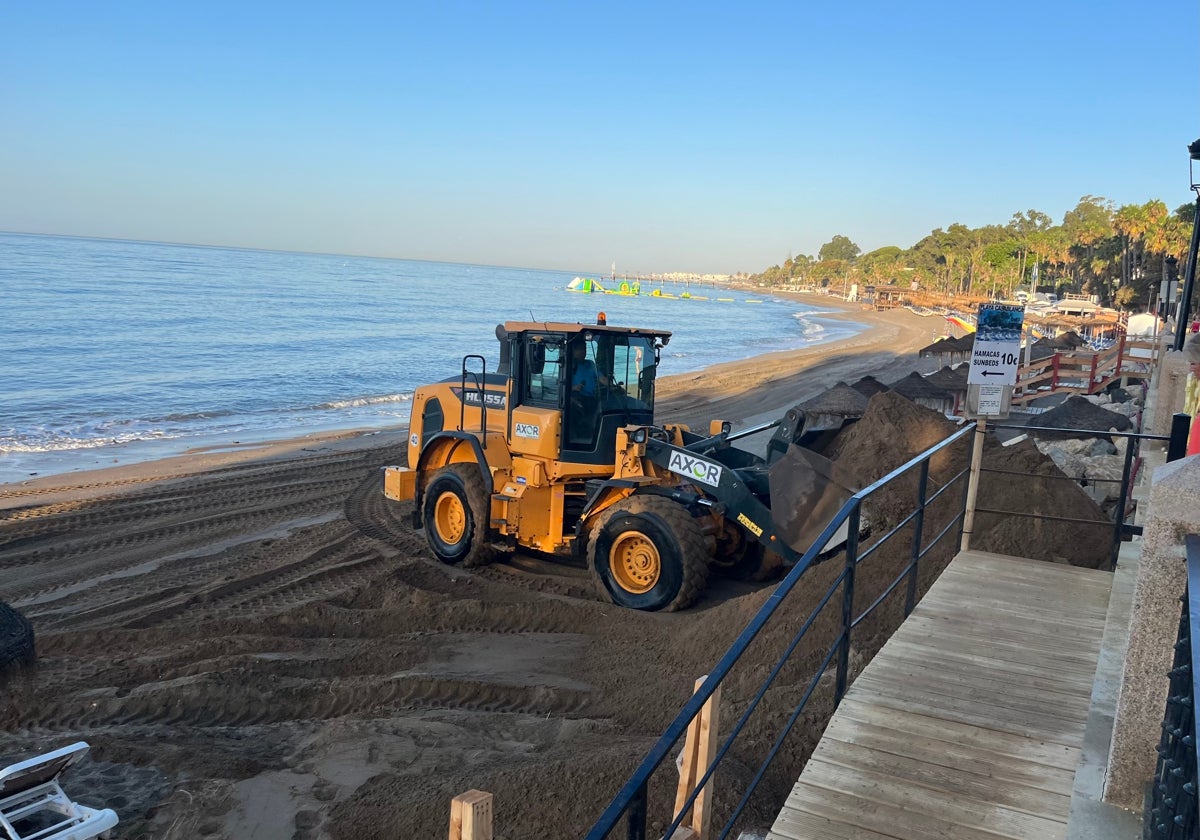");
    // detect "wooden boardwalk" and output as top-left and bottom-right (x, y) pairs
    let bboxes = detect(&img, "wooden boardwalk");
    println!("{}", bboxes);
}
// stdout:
(769, 549), (1112, 840)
